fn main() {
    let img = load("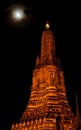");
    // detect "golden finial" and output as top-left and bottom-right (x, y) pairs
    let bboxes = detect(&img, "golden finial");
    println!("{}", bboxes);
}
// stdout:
(45, 21), (50, 29)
